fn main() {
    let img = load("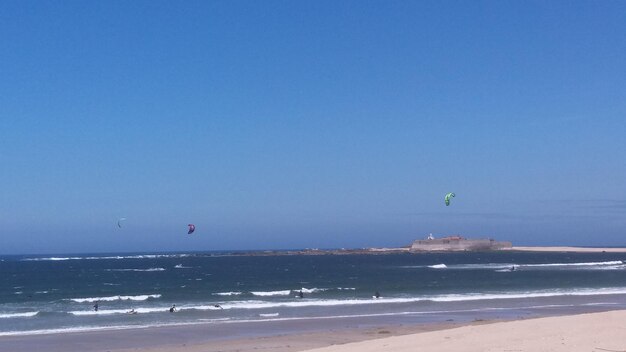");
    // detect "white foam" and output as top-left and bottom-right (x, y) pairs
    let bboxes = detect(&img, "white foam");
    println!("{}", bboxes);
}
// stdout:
(182, 305), (226, 311)
(425, 288), (626, 303)
(64, 288), (626, 316)
(174, 264), (192, 269)
(69, 294), (161, 303)
(217, 287), (626, 310)
(21, 254), (191, 261)
(259, 313), (279, 317)
(0, 312), (38, 318)
(300, 287), (329, 294)
(523, 261), (624, 267)
(593, 265), (626, 270)
(72, 303), (228, 316)
(0, 301), (621, 337)
(429, 264), (447, 269)
(71, 307), (167, 316)
(106, 268), (165, 272)
(412, 261), (626, 271)
(213, 292), (242, 296)
(250, 290), (291, 296)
